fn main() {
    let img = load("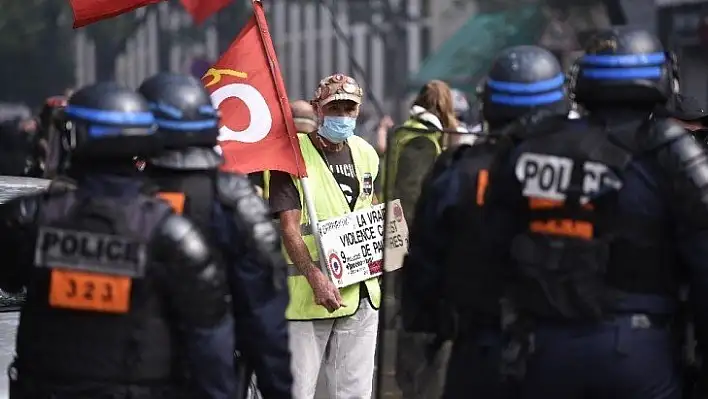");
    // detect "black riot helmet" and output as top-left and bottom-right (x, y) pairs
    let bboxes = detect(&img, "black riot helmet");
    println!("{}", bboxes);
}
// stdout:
(573, 27), (677, 108)
(480, 45), (568, 128)
(138, 73), (222, 170)
(138, 73), (220, 148)
(60, 82), (159, 161)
